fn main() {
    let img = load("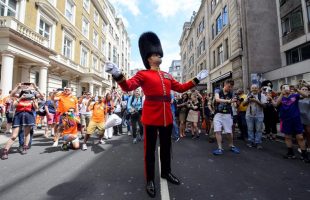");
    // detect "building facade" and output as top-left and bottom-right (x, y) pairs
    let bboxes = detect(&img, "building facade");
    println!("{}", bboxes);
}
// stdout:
(263, 0), (310, 89)
(179, 0), (281, 92)
(168, 60), (182, 82)
(0, 0), (130, 96)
